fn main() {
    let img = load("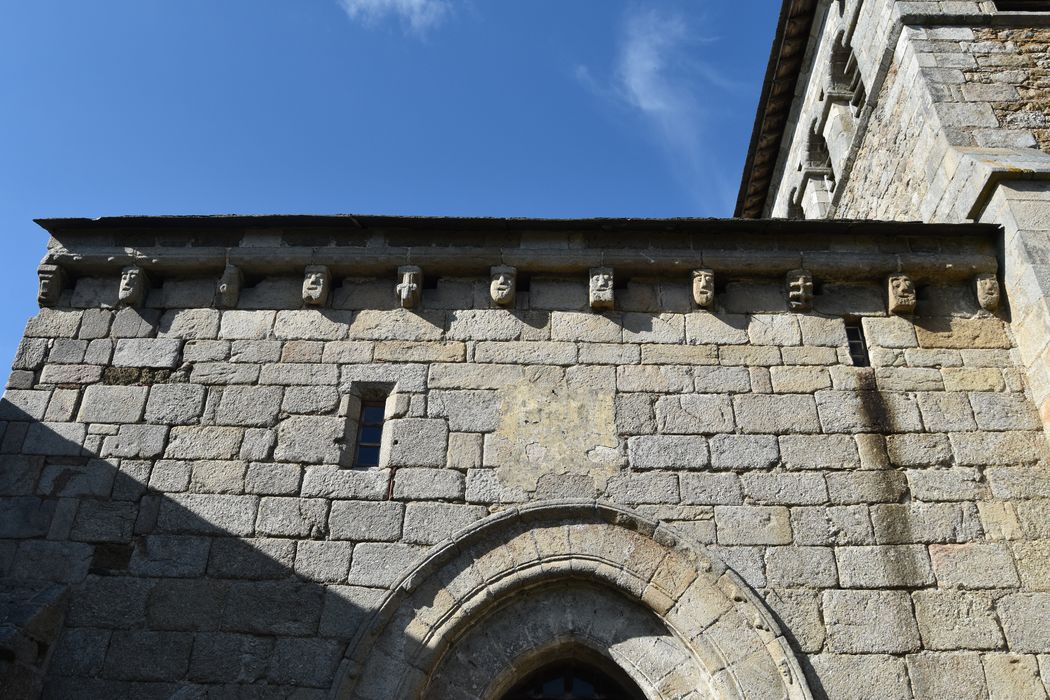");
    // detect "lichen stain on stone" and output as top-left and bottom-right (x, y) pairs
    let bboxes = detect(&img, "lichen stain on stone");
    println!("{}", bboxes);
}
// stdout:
(490, 378), (621, 493)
